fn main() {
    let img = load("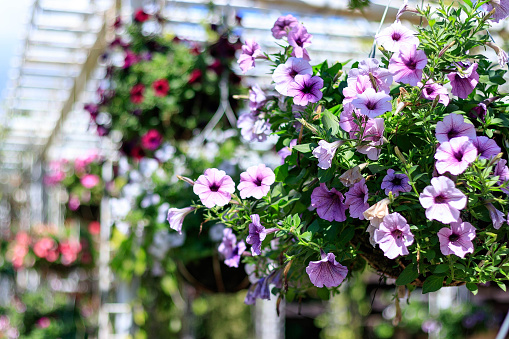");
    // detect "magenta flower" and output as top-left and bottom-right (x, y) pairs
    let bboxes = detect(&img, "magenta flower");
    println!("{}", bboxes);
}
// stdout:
(278, 139), (297, 164)
(494, 159), (509, 194)
(356, 118), (385, 160)
(343, 75), (372, 104)
(312, 140), (343, 169)
(310, 183), (347, 222)
(237, 112), (271, 142)
(249, 84), (267, 112)
(193, 168), (236, 208)
(419, 176), (467, 224)
(481, 0), (509, 23)
(305, 250), (348, 288)
(435, 113), (476, 144)
(437, 220), (476, 258)
(381, 169), (411, 197)
(375, 22), (419, 52)
(388, 45), (428, 86)
(374, 212), (414, 259)
(344, 178), (369, 219)
(351, 88), (392, 118)
(272, 57), (312, 96)
(81, 174), (100, 189)
(435, 136), (477, 175)
(238, 164), (275, 199)
(218, 228), (246, 268)
(167, 206), (196, 234)
(271, 14), (299, 39)
(473, 136), (501, 160)
(419, 80), (449, 106)
(68, 195), (80, 211)
(447, 63), (479, 99)
(237, 39), (263, 74)
(288, 24), (312, 60)
(287, 74), (323, 106)
(486, 203), (506, 230)
(347, 58), (393, 94)
(246, 214), (277, 256)
(141, 129), (163, 151)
